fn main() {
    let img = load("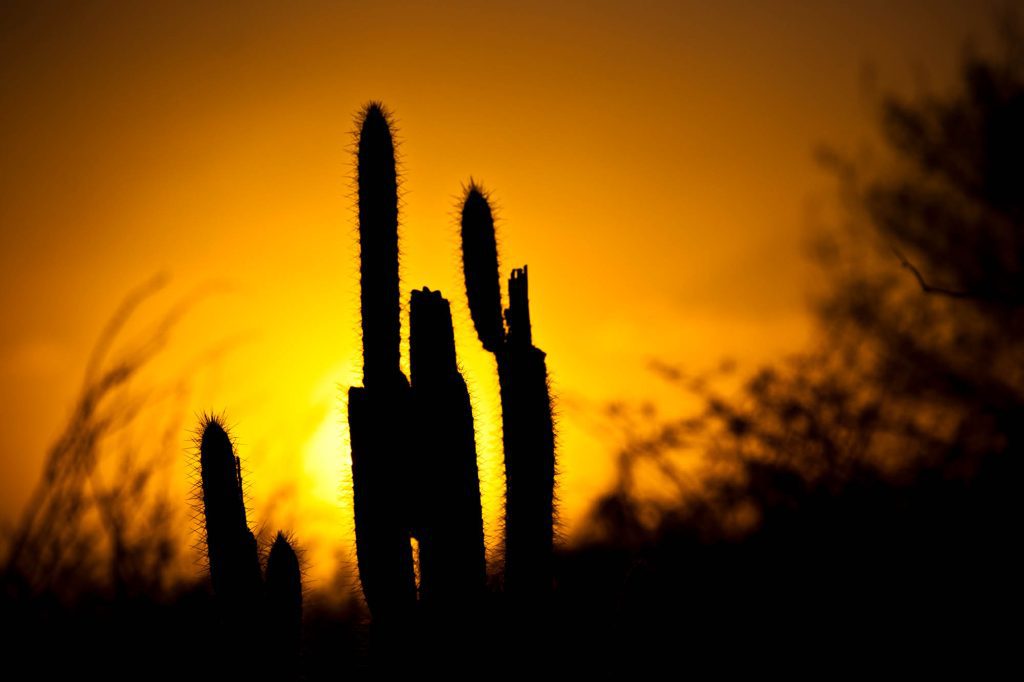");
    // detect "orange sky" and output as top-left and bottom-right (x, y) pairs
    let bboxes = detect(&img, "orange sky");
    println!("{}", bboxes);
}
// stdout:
(0, 0), (995, 582)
